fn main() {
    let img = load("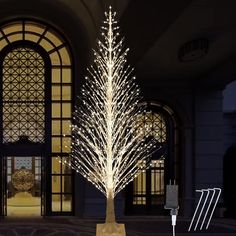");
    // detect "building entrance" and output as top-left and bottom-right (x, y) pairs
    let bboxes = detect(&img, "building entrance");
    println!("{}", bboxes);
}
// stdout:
(6, 156), (42, 216)
(0, 20), (74, 216)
